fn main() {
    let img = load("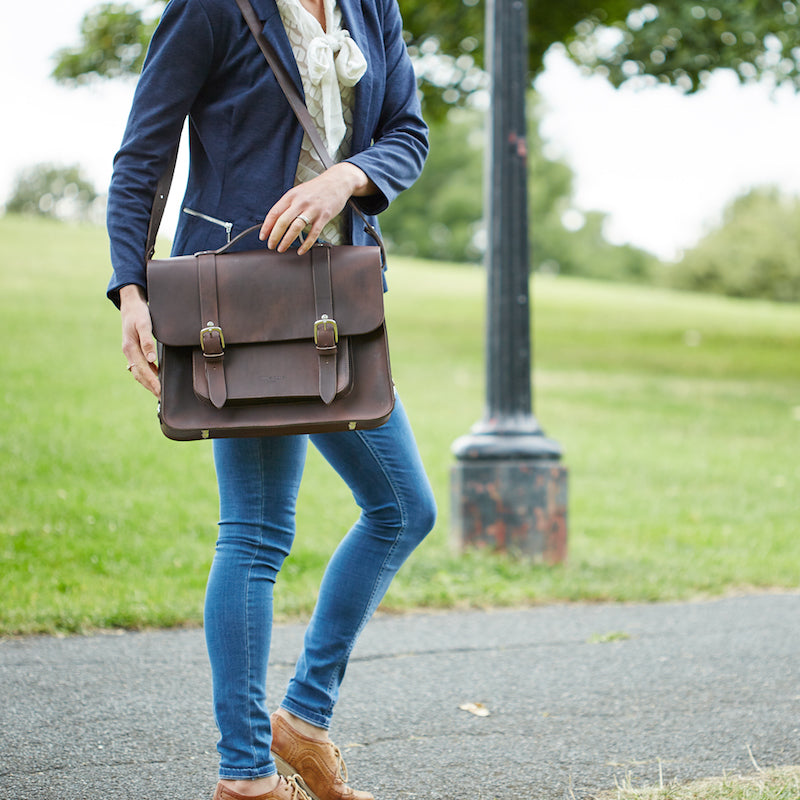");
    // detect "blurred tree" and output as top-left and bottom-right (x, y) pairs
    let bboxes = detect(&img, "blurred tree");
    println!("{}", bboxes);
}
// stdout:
(539, 209), (657, 282)
(379, 109), (484, 262)
(381, 99), (656, 281)
(5, 164), (101, 222)
(566, 0), (800, 95)
(52, 1), (635, 91)
(405, 0), (800, 115)
(51, 3), (157, 84)
(667, 187), (800, 302)
(382, 101), (575, 265)
(53, 1), (800, 115)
